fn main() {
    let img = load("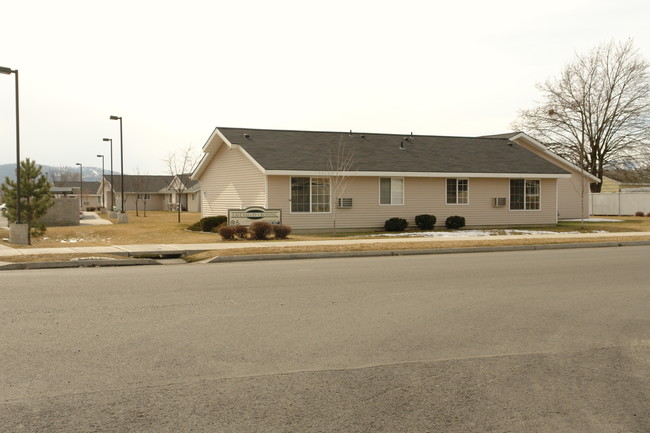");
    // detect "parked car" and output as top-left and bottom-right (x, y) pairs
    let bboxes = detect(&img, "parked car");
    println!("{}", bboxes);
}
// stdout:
(0, 203), (6, 213)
